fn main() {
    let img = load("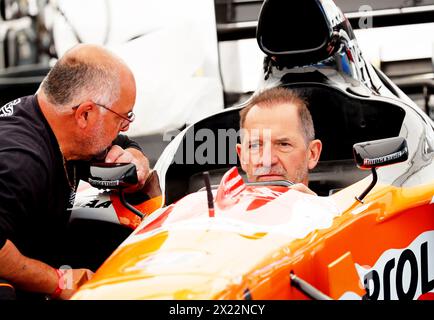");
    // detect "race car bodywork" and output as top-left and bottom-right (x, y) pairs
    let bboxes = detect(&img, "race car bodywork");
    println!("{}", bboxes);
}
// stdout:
(71, 0), (434, 300)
